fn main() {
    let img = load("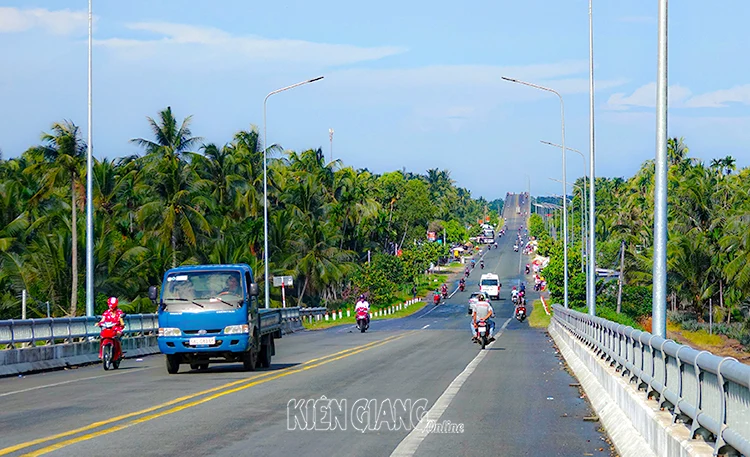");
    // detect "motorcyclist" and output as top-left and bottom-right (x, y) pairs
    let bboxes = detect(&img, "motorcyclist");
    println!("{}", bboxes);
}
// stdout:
(441, 283), (448, 296)
(96, 297), (125, 359)
(525, 264), (530, 275)
(355, 295), (370, 326)
(471, 294), (495, 343)
(480, 259), (484, 269)
(464, 267), (470, 277)
(493, 242), (498, 249)
(459, 277), (466, 289)
(519, 283), (526, 294)
(511, 286), (518, 303)
(471, 259), (476, 268)
(433, 290), (441, 304)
